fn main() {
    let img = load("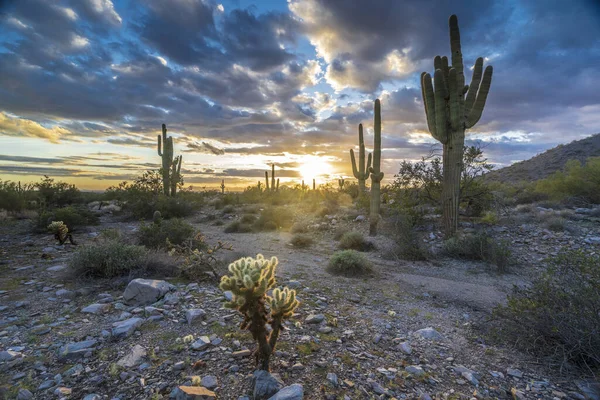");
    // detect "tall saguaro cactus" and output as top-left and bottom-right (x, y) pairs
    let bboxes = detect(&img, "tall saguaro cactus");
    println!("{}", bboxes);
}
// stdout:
(369, 99), (384, 236)
(421, 15), (493, 235)
(265, 164), (279, 193)
(221, 179), (226, 194)
(350, 124), (372, 192)
(157, 124), (174, 196)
